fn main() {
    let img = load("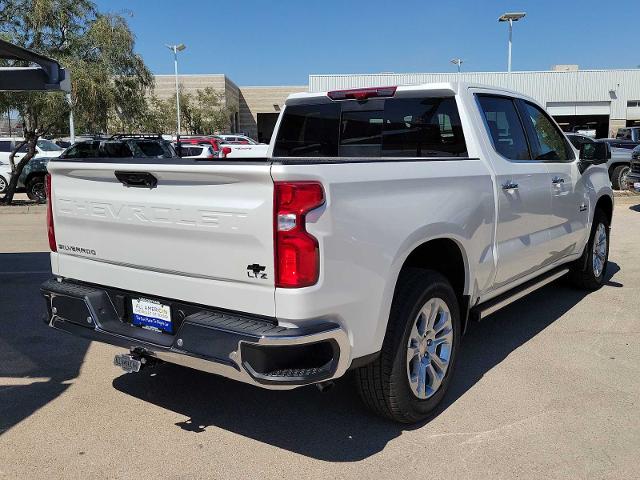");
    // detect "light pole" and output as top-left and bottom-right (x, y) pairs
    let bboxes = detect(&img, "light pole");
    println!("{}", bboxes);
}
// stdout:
(498, 12), (526, 73)
(165, 43), (186, 138)
(450, 58), (463, 73)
